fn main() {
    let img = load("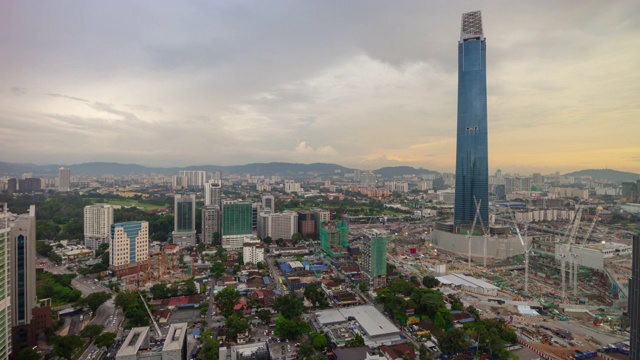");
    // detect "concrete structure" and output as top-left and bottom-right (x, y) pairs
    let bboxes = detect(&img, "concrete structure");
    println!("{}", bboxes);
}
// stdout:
(10, 206), (36, 328)
(319, 221), (348, 257)
(629, 234), (639, 359)
(219, 342), (269, 360)
(257, 211), (298, 240)
(222, 235), (259, 251)
(116, 326), (151, 360)
(315, 305), (402, 346)
(222, 202), (253, 238)
(362, 230), (388, 289)
(110, 221), (149, 270)
(242, 243), (265, 265)
(162, 323), (187, 360)
(173, 194), (196, 246)
(436, 273), (499, 296)
(454, 11), (489, 226)
(0, 205), (12, 359)
(201, 206), (221, 245)
(260, 194), (274, 214)
(58, 167), (70, 191)
(84, 204), (114, 249)
(554, 242), (632, 271)
(431, 228), (530, 260)
(204, 180), (222, 207)
(178, 170), (206, 188)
